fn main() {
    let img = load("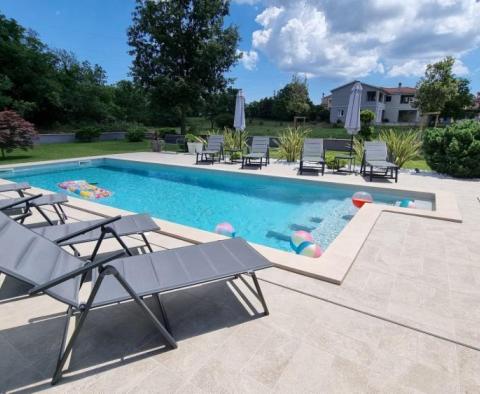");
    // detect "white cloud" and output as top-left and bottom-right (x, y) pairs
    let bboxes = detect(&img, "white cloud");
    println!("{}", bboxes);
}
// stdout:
(237, 49), (259, 70)
(249, 0), (480, 79)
